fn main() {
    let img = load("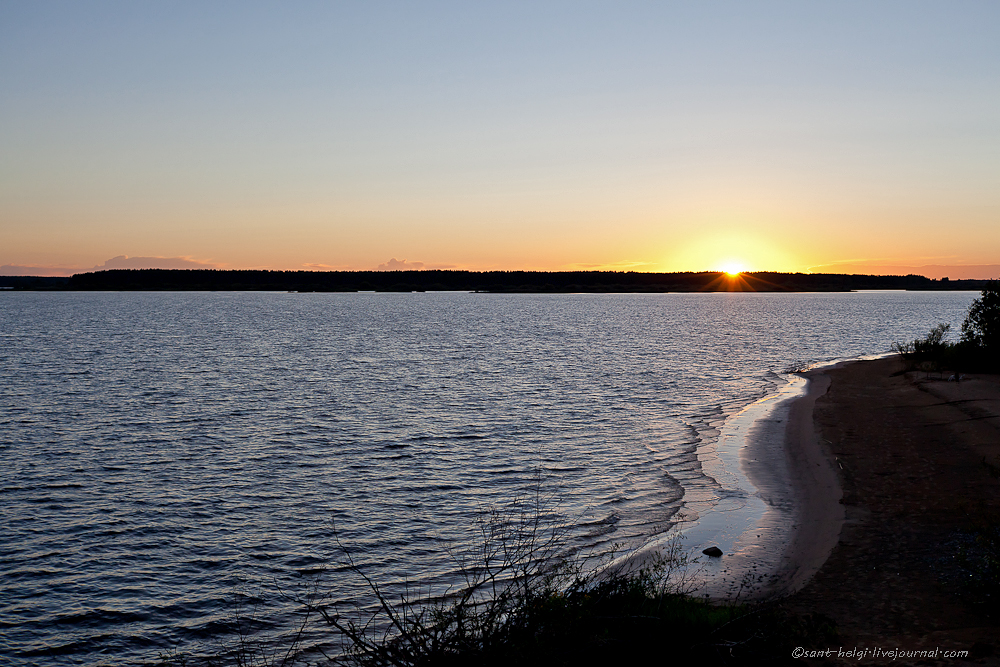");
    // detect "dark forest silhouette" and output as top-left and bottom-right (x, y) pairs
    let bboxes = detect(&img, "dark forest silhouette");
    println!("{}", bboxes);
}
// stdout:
(0, 269), (992, 292)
